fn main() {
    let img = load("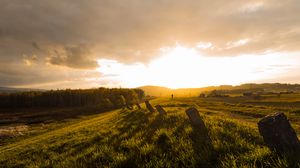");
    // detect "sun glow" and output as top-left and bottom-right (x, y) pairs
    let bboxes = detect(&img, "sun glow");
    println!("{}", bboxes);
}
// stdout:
(97, 45), (296, 89)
